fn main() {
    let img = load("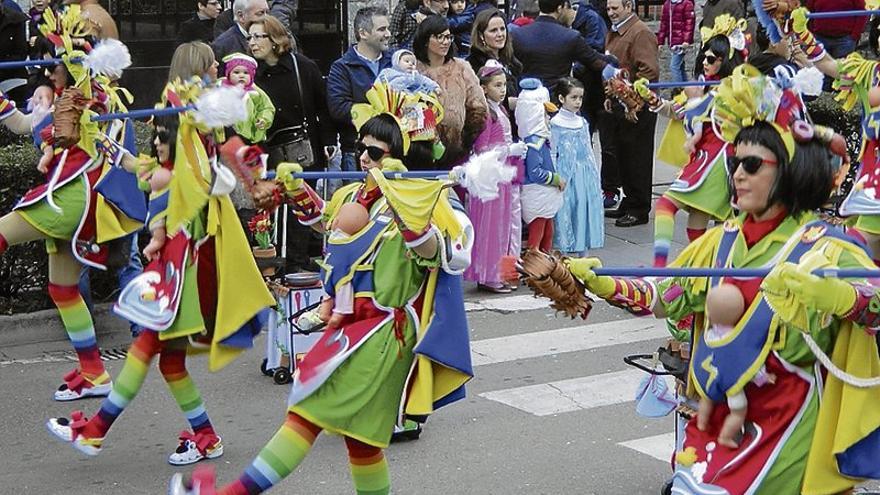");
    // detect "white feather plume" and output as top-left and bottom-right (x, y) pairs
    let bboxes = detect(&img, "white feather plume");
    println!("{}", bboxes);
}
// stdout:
(793, 67), (824, 97)
(85, 39), (132, 79)
(192, 86), (248, 128)
(452, 148), (516, 201)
